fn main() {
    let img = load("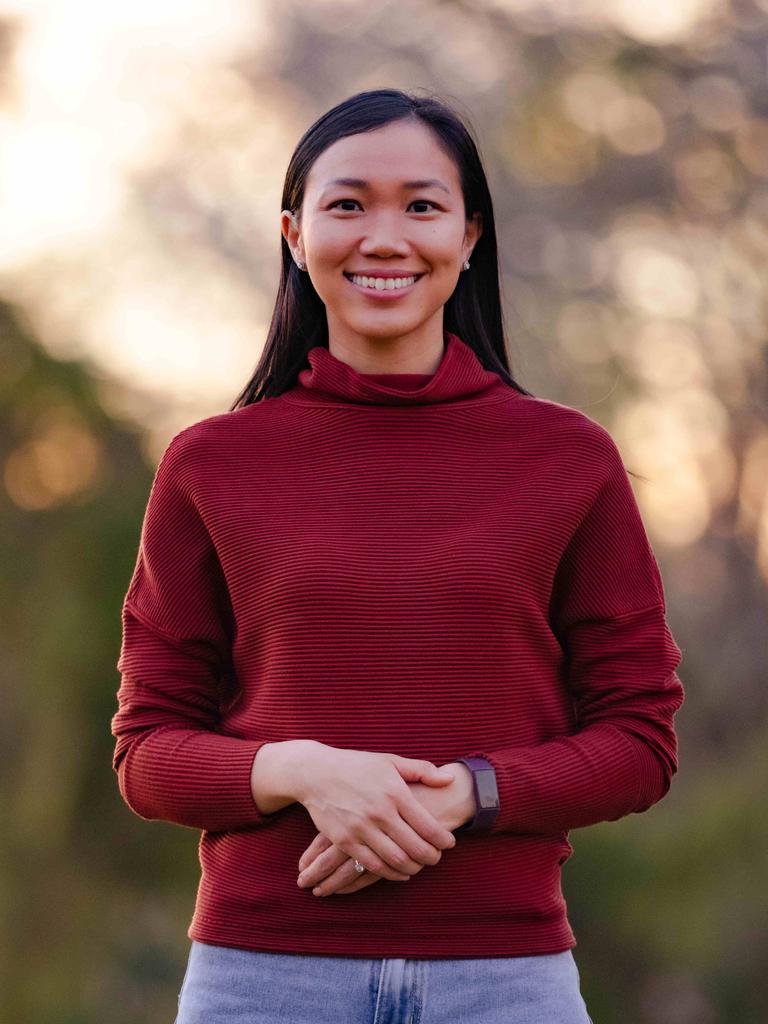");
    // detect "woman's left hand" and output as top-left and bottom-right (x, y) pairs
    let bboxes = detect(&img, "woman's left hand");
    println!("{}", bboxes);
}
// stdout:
(296, 769), (471, 897)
